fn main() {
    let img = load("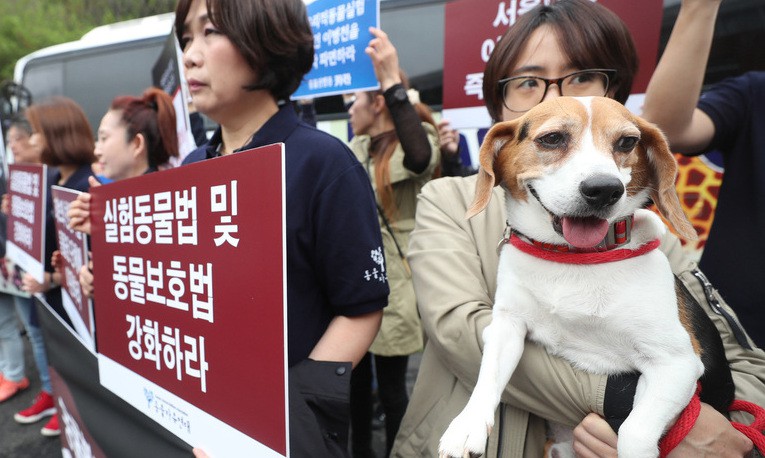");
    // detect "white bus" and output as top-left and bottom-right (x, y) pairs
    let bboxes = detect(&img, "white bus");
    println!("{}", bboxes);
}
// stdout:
(13, 13), (176, 133)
